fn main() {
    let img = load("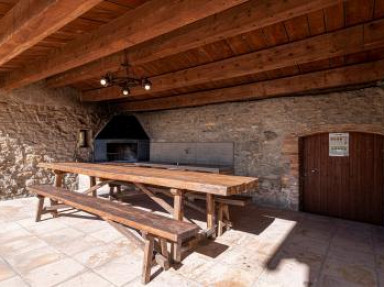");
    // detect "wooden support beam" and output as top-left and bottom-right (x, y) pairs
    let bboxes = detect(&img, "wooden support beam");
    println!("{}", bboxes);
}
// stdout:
(82, 19), (384, 102)
(81, 179), (113, 196)
(0, 0), (102, 66)
(154, 188), (206, 215)
(0, 0), (248, 91)
(134, 183), (175, 215)
(46, 0), (340, 88)
(107, 220), (145, 250)
(118, 59), (384, 111)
